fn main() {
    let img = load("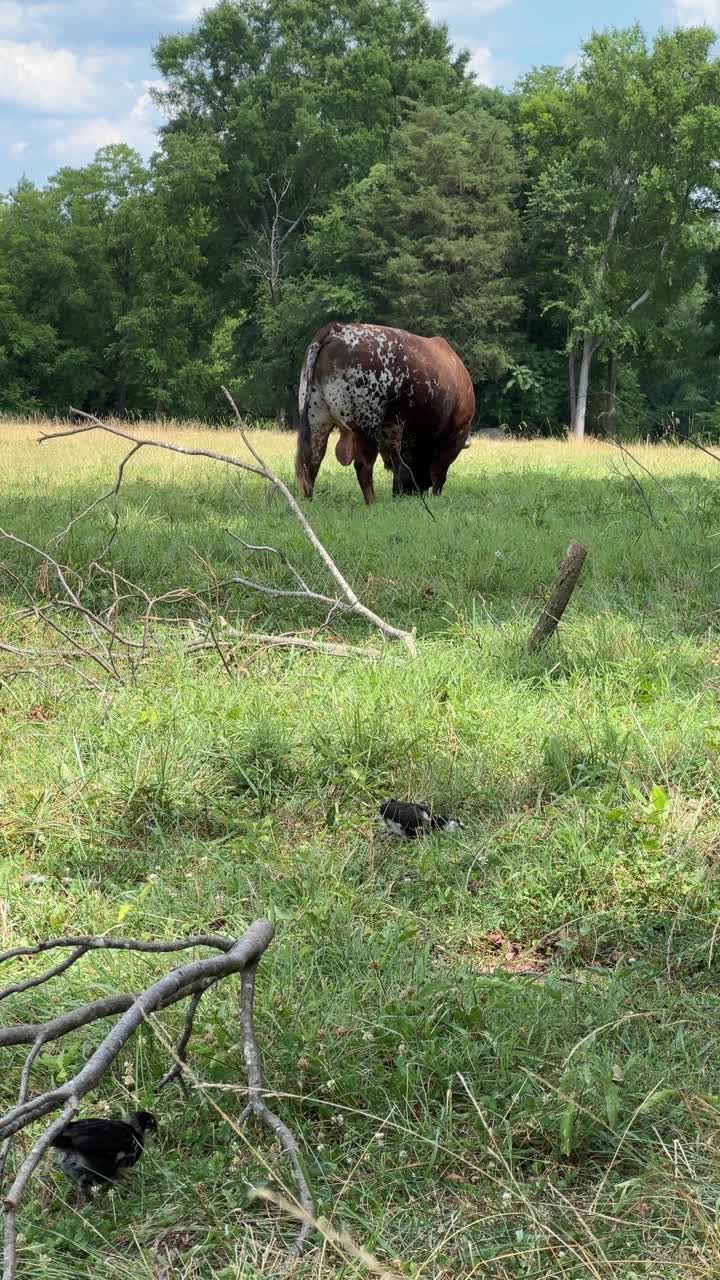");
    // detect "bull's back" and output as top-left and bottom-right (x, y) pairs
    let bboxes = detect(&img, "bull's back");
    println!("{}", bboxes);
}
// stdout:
(305, 322), (474, 433)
